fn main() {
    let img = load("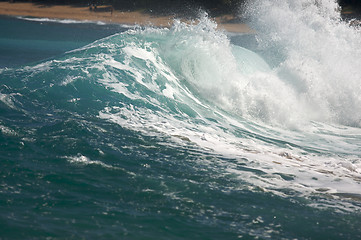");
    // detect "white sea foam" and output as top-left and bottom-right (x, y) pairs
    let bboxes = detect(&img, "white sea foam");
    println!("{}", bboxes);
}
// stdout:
(60, 75), (82, 86)
(0, 93), (17, 110)
(0, 124), (18, 136)
(17, 16), (107, 25)
(66, 154), (138, 177)
(67, 154), (116, 169)
(16, 16), (137, 30)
